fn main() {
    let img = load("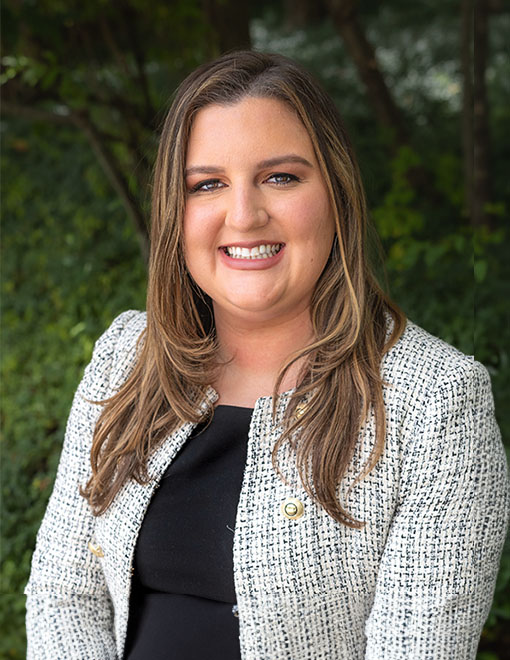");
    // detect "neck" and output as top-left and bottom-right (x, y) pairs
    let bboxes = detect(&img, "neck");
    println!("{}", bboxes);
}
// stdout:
(213, 306), (314, 403)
